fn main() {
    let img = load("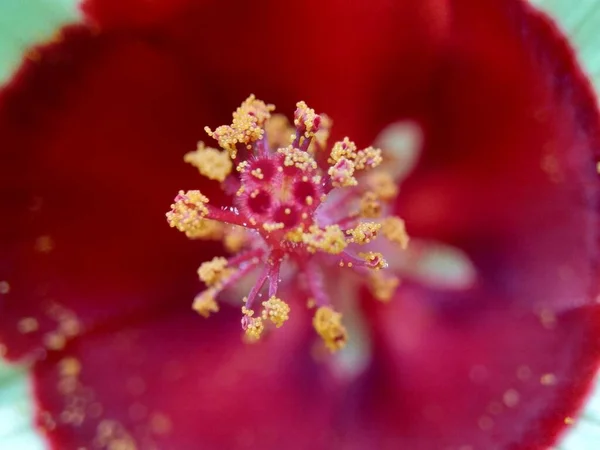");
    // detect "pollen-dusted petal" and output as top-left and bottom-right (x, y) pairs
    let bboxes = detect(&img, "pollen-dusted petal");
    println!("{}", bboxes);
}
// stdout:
(192, 289), (219, 318)
(183, 143), (233, 182)
(197, 257), (231, 287)
(261, 296), (291, 328)
(381, 216), (410, 249)
(312, 306), (348, 352)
